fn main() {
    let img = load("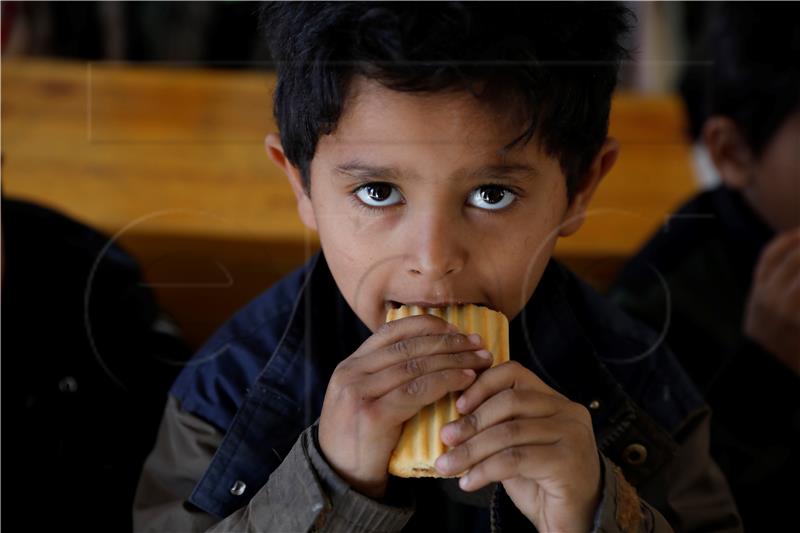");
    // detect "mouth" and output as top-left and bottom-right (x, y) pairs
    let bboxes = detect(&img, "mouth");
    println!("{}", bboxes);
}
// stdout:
(386, 300), (496, 312)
